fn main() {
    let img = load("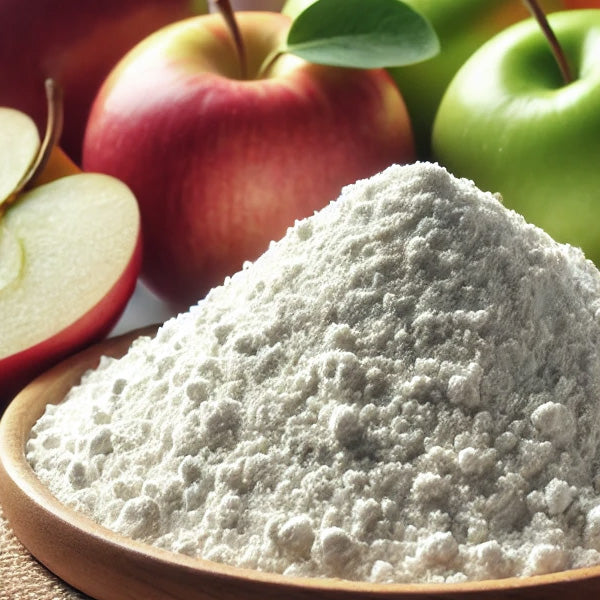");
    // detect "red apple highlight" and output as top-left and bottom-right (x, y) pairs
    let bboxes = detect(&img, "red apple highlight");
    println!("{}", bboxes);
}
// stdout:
(83, 11), (415, 308)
